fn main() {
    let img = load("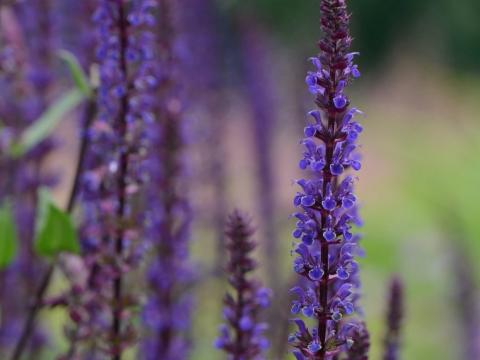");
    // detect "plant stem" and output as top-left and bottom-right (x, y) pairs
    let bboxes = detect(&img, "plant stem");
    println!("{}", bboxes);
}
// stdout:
(112, 2), (130, 358)
(10, 99), (96, 360)
(317, 42), (339, 359)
